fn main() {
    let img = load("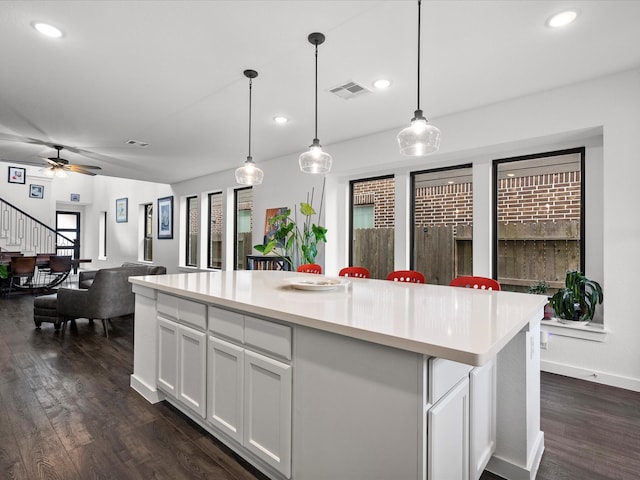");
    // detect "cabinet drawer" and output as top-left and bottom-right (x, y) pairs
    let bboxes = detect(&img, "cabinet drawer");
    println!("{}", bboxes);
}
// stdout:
(244, 316), (292, 361)
(178, 298), (206, 330)
(429, 358), (473, 405)
(209, 306), (244, 343)
(157, 292), (178, 319)
(157, 293), (206, 330)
